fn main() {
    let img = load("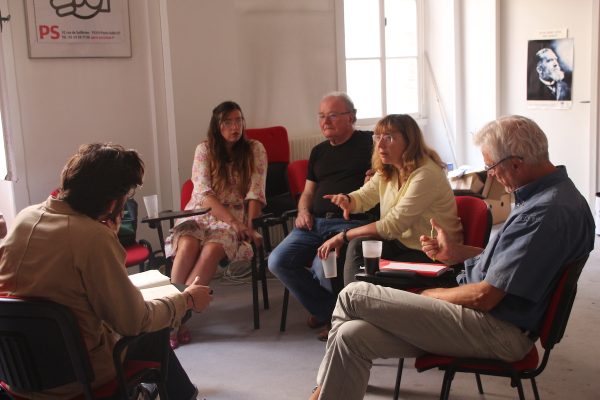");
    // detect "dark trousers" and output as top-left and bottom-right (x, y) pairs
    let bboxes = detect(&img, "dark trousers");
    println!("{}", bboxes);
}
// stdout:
(343, 236), (434, 286)
(126, 330), (197, 400)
